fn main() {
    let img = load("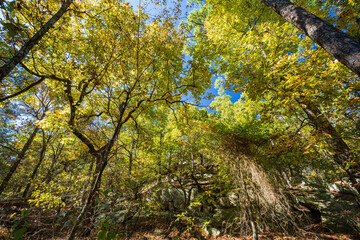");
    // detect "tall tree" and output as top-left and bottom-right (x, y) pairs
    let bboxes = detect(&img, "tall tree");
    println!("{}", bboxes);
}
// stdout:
(22, 129), (52, 198)
(189, 0), (360, 76)
(186, 0), (360, 188)
(0, 126), (39, 195)
(260, 0), (360, 77)
(18, 1), (210, 238)
(0, 83), (52, 196)
(0, 0), (73, 83)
